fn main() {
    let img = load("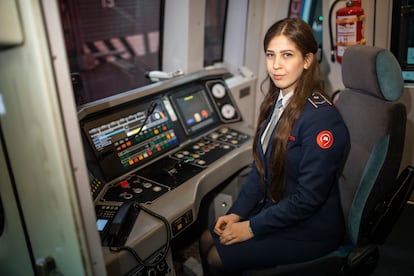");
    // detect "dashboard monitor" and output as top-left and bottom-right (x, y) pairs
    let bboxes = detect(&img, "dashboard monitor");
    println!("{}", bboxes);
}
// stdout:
(170, 84), (219, 136)
(80, 98), (179, 181)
